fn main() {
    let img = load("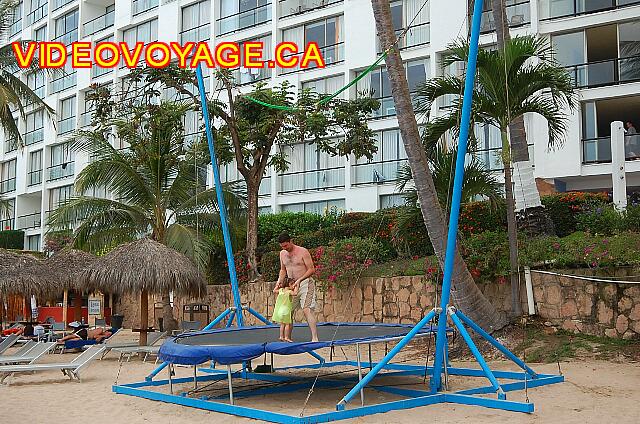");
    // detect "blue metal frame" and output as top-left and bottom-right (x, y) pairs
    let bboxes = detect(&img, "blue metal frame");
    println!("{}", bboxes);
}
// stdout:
(117, 4), (567, 418)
